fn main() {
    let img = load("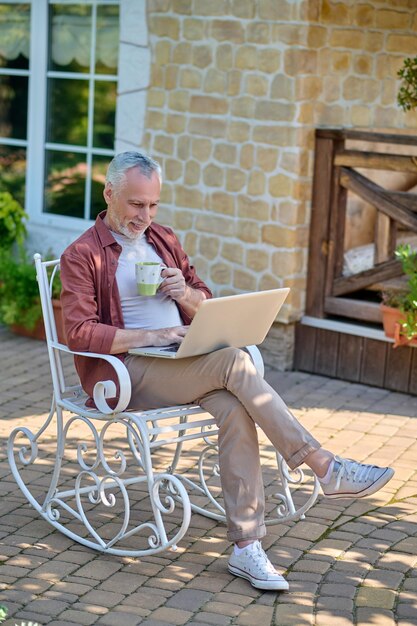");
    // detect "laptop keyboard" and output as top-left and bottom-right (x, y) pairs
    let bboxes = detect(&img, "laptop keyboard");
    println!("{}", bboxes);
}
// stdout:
(160, 344), (180, 353)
